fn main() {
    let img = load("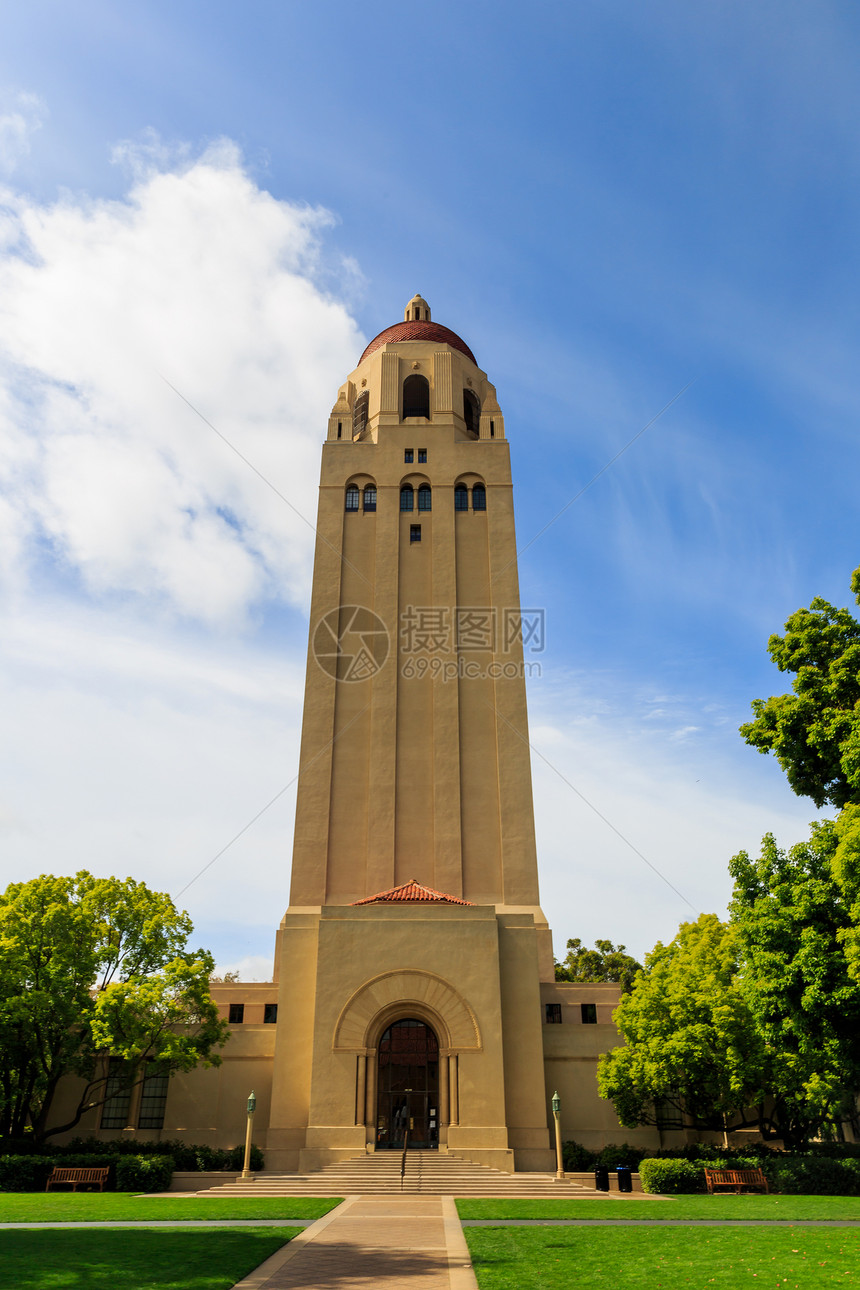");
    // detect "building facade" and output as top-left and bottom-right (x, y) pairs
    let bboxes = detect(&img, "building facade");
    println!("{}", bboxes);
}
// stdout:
(51, 297), (662, 1166)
